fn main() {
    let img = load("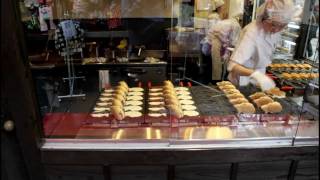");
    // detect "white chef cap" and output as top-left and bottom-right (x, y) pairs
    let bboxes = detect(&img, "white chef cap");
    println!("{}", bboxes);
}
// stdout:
(256, 0), (295, 23)
(212, 0), (225, 10)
